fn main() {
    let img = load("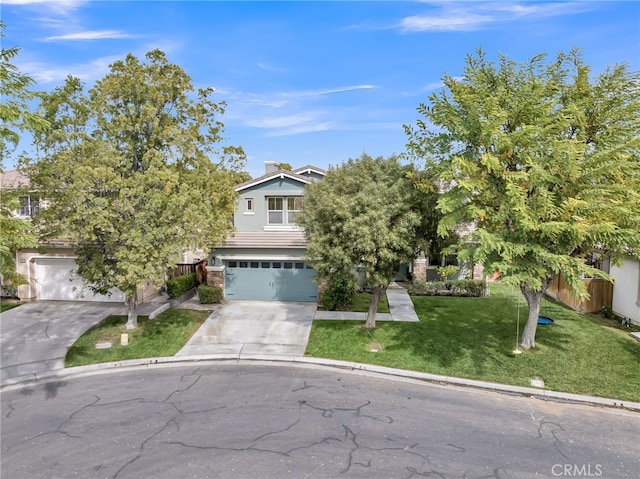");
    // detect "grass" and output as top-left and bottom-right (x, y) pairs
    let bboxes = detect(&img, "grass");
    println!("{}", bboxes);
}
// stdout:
(1, 302), (21, 312)
(305, 283), (640, 402)
(65, 308), (210, 367)
(352, 292), (390, 313)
